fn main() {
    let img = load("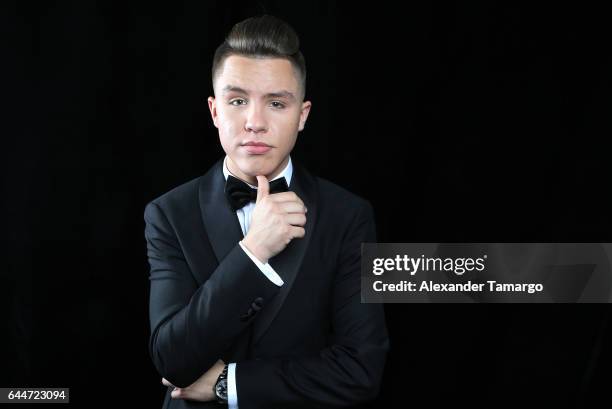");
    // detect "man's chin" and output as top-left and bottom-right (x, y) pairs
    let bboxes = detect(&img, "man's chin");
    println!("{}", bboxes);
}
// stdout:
(236, 159), (276, 178)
